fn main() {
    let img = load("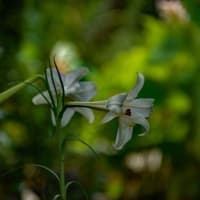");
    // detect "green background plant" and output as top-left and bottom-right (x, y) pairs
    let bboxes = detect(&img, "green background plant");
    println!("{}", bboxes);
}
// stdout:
(0, 0), (200, 199)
